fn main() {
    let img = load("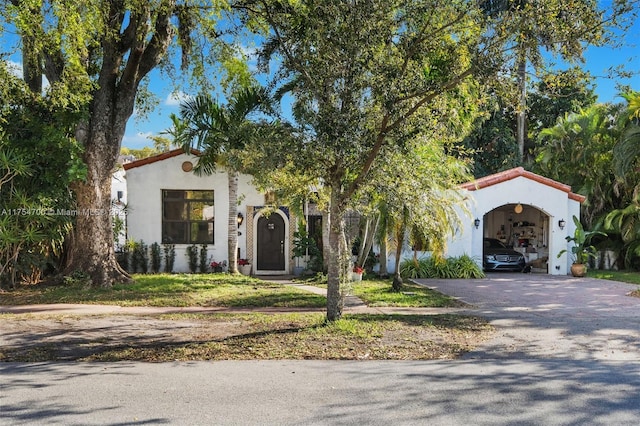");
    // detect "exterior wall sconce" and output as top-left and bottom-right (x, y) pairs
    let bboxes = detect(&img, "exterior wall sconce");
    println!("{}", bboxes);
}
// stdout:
(237, 212), (244, 228)
(474, 218), (481, 229)
(558, 219), (566, 230)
